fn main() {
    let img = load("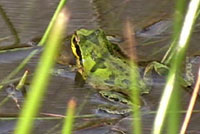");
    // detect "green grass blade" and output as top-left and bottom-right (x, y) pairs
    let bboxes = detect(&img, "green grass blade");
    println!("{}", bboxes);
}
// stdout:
(161, 0), (186, 65)
(62, 99), (76, 134)
(152, 0), (200, 134)
(180, 66), (200, 134)
(14, 10), (69, 134)
(0, 49), (39, 90)
(0, 0), (68, 90)
(16, 70), (29, 91)
(39, 0), (67, 46)
(124, 20), (142, 134)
